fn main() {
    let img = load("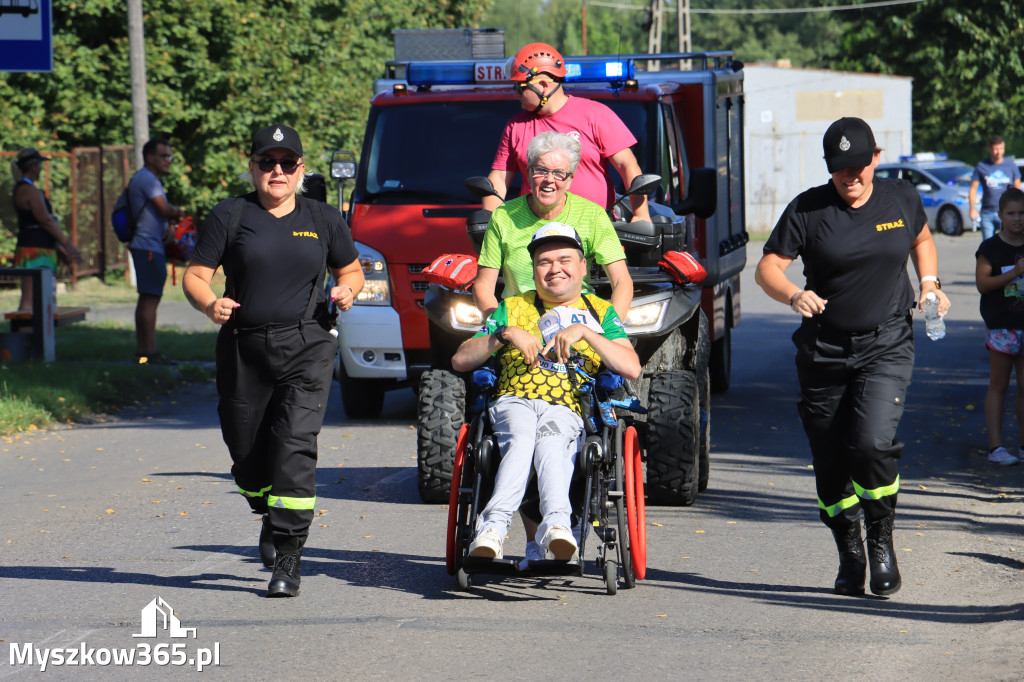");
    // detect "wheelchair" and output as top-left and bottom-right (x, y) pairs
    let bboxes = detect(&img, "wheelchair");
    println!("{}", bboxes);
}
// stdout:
(445, 364), (648, 595)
